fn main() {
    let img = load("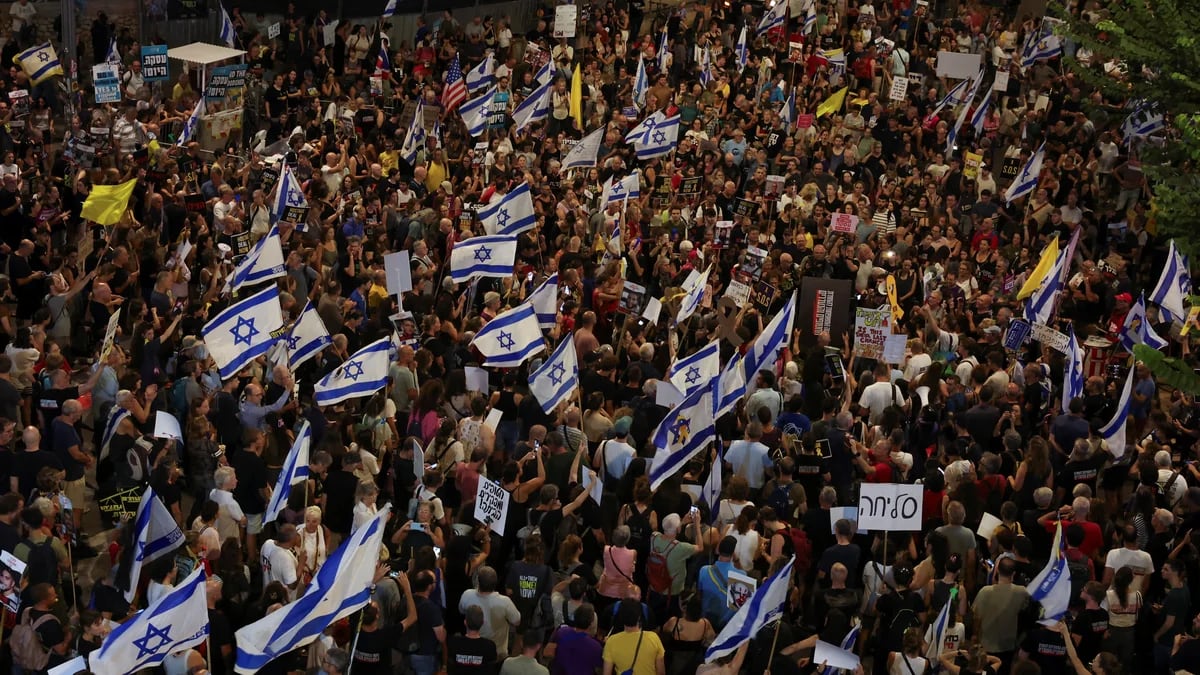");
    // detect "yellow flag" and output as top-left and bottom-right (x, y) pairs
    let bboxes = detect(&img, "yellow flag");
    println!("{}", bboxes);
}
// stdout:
(570, 64), (584, 131)
(1016, 236), (1059, 300)
(816, 86), (848, 118)
(82, 179), (139, 226)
